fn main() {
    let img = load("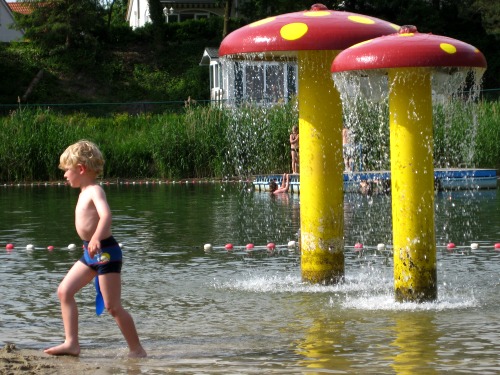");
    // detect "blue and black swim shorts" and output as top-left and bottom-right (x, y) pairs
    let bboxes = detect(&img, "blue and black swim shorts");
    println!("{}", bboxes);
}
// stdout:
(79, 236), (123, 274)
